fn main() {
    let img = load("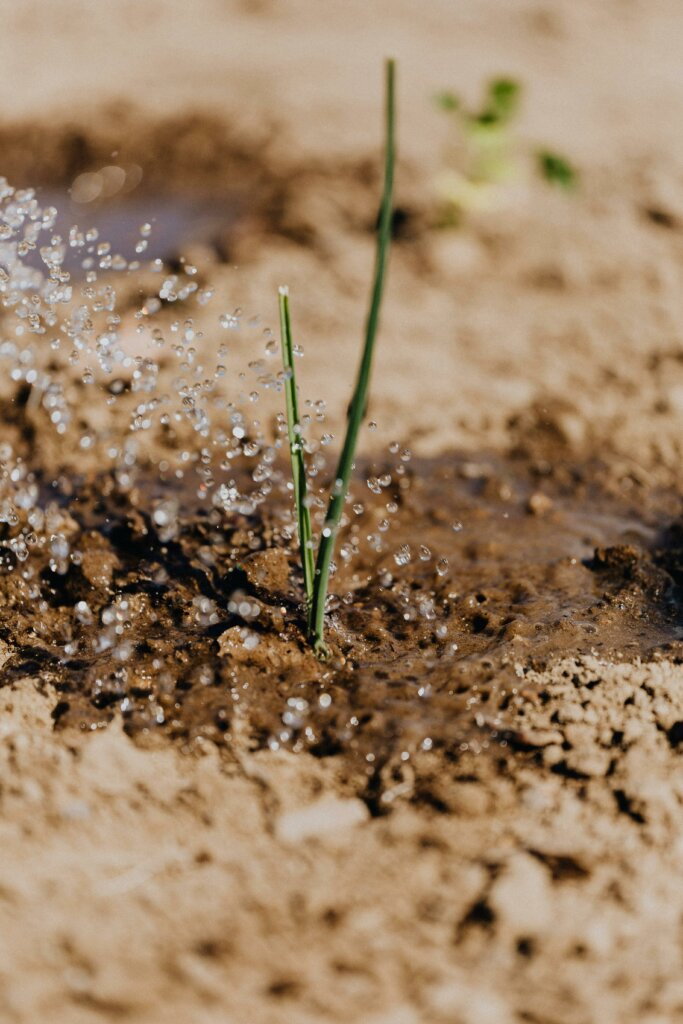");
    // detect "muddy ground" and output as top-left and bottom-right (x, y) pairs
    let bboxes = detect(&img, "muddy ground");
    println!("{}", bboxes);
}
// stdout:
(2, 2), (683, 1023)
